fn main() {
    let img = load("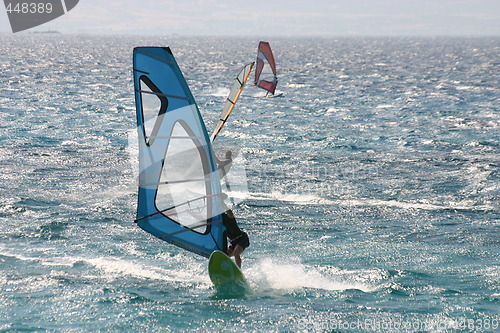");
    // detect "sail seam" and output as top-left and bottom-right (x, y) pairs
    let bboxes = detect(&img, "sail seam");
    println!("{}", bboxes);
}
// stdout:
(141, 178), (212, 186)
